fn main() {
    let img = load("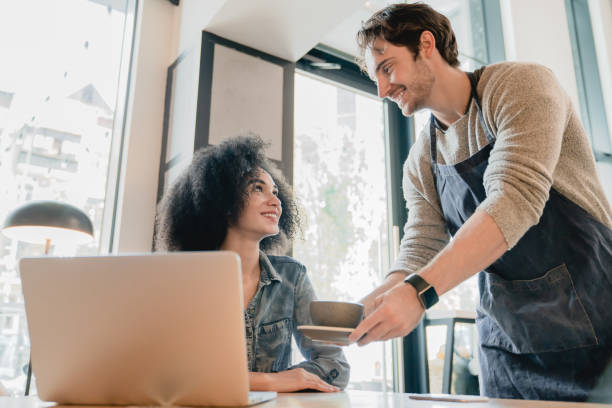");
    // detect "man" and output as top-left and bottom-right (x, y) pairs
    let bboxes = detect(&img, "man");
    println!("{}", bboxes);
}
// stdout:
(347, 3), (612, 401)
